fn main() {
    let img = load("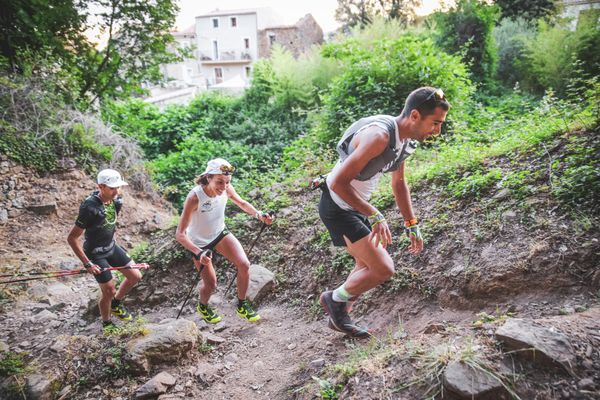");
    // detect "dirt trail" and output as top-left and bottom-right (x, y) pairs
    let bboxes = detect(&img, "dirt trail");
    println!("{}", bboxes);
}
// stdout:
(1, 267), (351, 399)
(167, 296), (341, 399)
